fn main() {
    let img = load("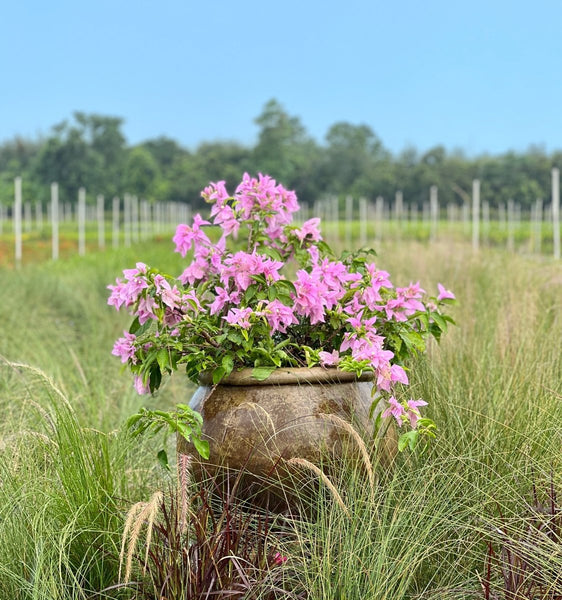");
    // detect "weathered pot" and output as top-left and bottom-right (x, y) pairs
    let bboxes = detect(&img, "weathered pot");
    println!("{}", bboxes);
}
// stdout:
(178, 367), (397, 495)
